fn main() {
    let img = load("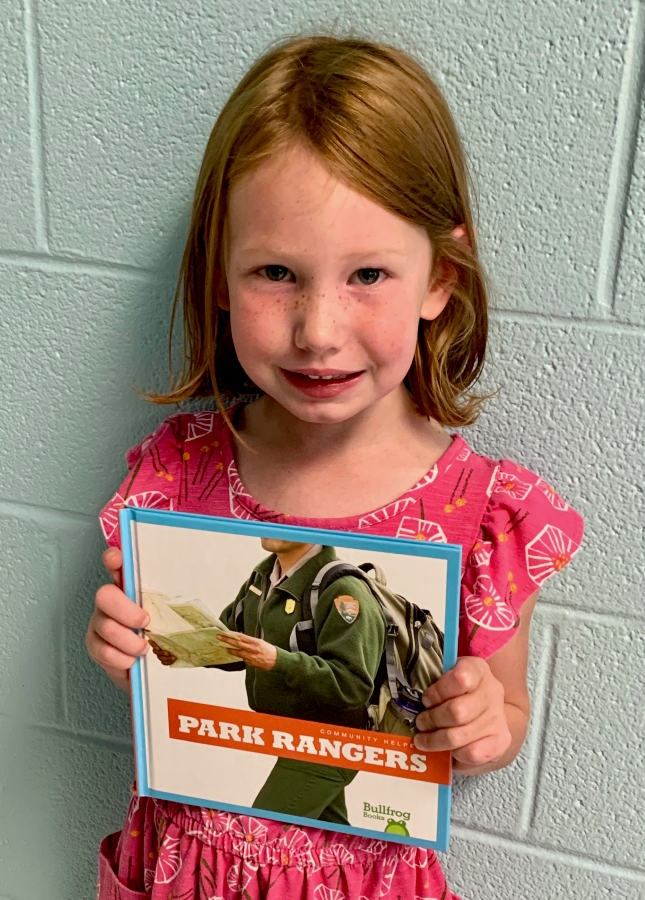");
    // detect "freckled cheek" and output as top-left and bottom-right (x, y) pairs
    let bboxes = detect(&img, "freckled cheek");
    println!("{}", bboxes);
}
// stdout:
(355, 314), (418, 369)
(228, 292), (292, 363)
